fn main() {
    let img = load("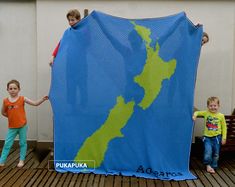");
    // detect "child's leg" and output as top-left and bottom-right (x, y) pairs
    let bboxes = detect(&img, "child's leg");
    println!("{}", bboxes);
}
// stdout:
(0, 128), (18, 164)
(211, 135), (221, 168)
(203, 137), (213, 166)
(18, 125), (28, 162)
